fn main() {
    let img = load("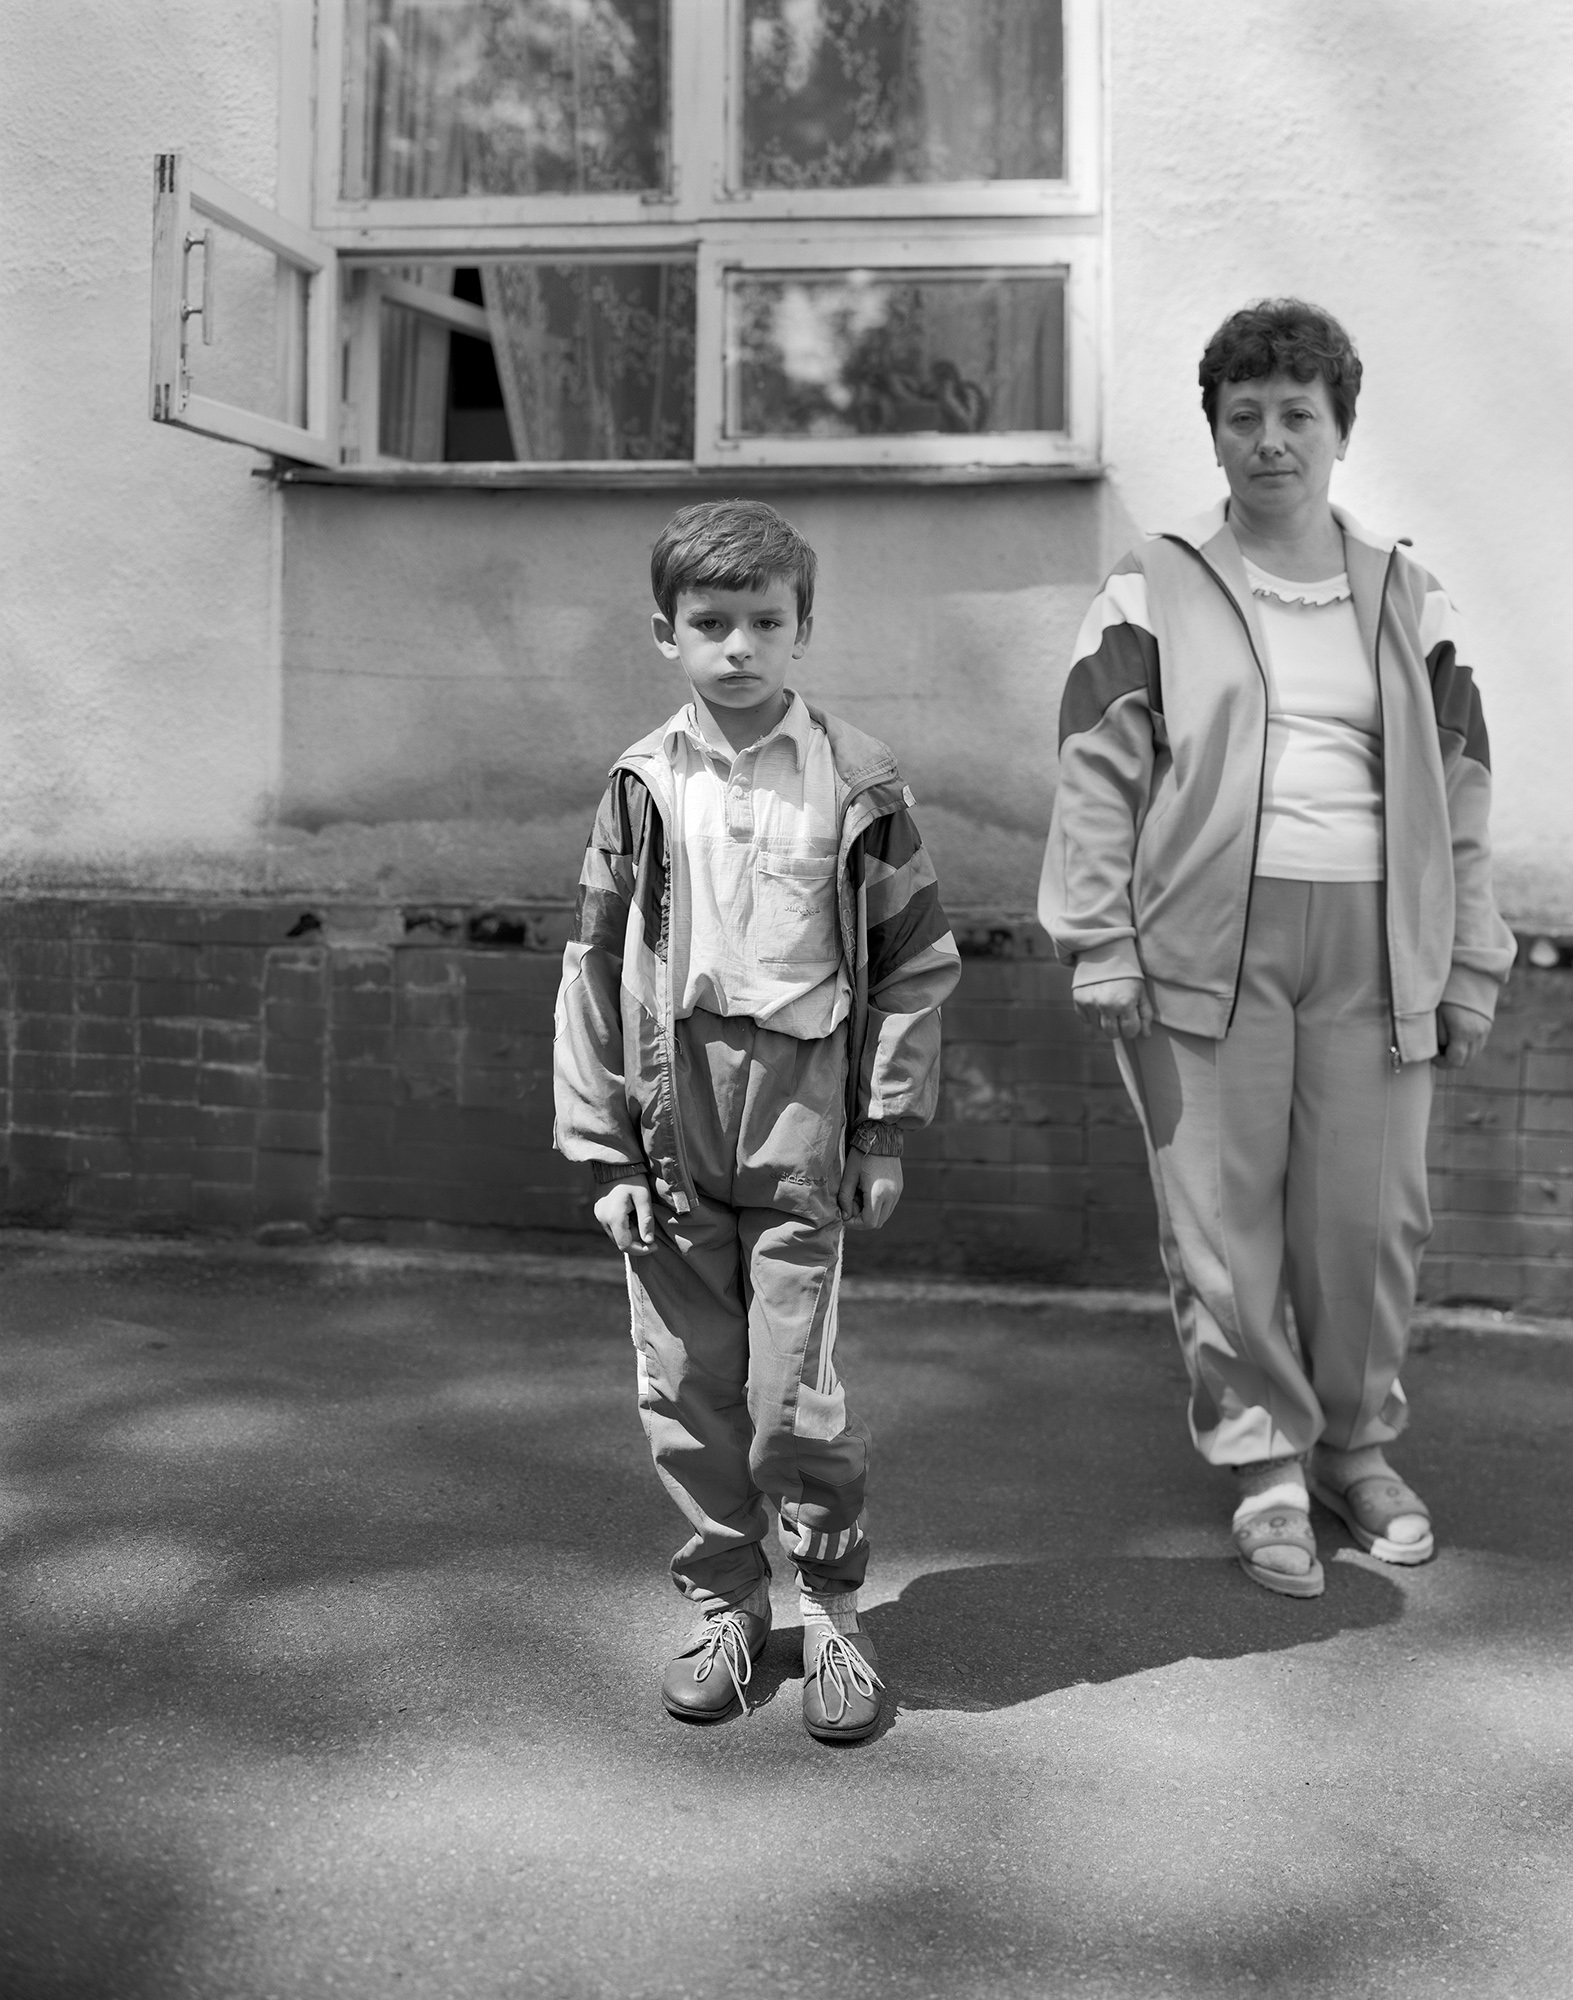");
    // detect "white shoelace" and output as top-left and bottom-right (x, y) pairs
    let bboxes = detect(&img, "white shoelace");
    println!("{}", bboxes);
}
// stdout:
(690, 1612), (756, 1713)
(808, 1629), (884, 1723)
